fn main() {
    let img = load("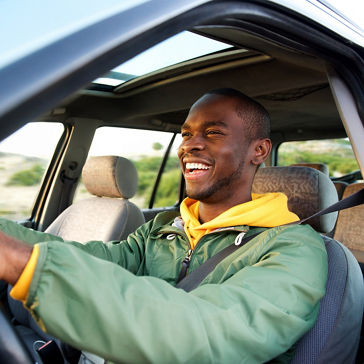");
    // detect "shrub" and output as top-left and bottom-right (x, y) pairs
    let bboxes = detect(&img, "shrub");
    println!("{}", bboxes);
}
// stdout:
(7, 164), (45, 186)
